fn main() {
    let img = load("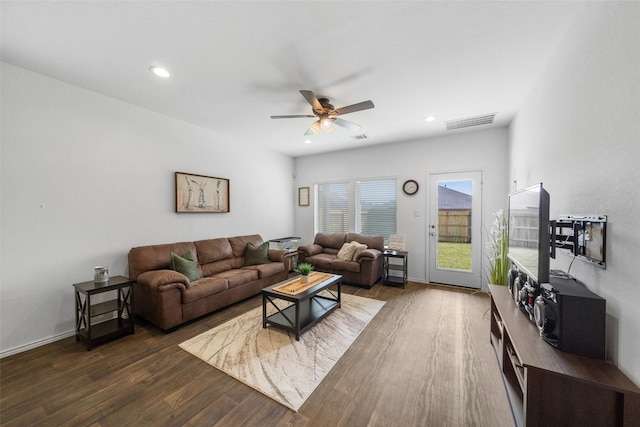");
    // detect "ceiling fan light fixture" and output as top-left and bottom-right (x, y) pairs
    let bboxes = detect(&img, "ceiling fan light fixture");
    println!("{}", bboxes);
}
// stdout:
(425, 115), (436, 122)
(149, 66), (170, 78)
(304, 139), (312, 144)
(305, 120), (321, 135)
(321, 116), (332, 129)
(272, 90), (375, 136)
